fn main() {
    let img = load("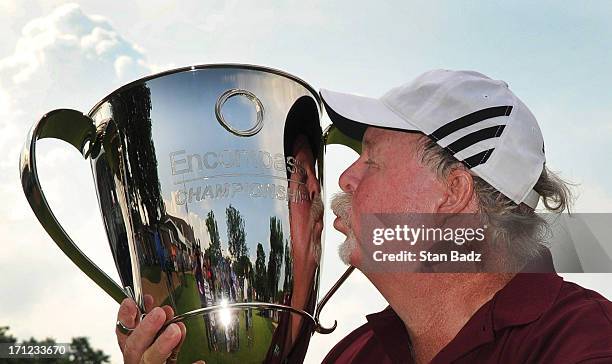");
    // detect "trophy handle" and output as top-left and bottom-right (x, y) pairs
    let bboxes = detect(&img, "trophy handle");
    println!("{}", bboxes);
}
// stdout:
(313, 266), (355, 334)
(311, 124), (363, 334)
(20, 109), (128, 303)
